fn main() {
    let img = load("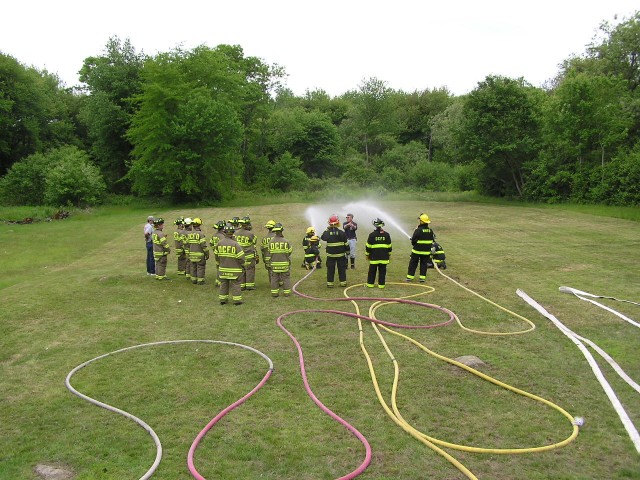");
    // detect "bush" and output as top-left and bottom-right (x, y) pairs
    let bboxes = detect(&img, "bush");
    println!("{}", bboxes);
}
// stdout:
(340, 154), (377, 187)
(409, 160), (455, 191)
(587, 149), (640, 206)
(377, 166), (406, 190)
(44, 155), (107, 207)
(0, 152), (54, 205)
(0, 145), (106, 207)
(267, 152), (308, 192)
(452, 162), (481, 191)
